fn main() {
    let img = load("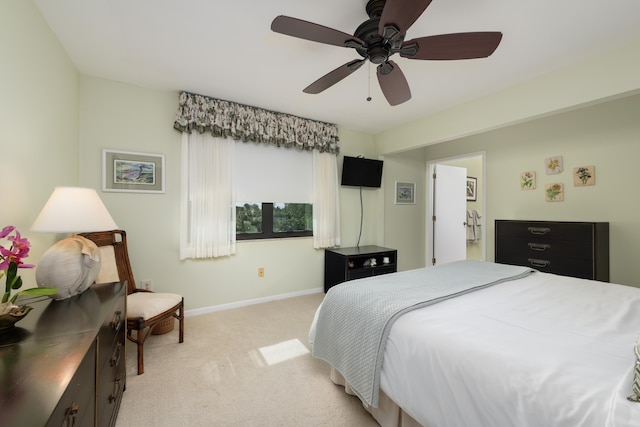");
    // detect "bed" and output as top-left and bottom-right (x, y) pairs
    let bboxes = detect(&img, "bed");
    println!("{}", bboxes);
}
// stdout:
(308, 260), (640, 427)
